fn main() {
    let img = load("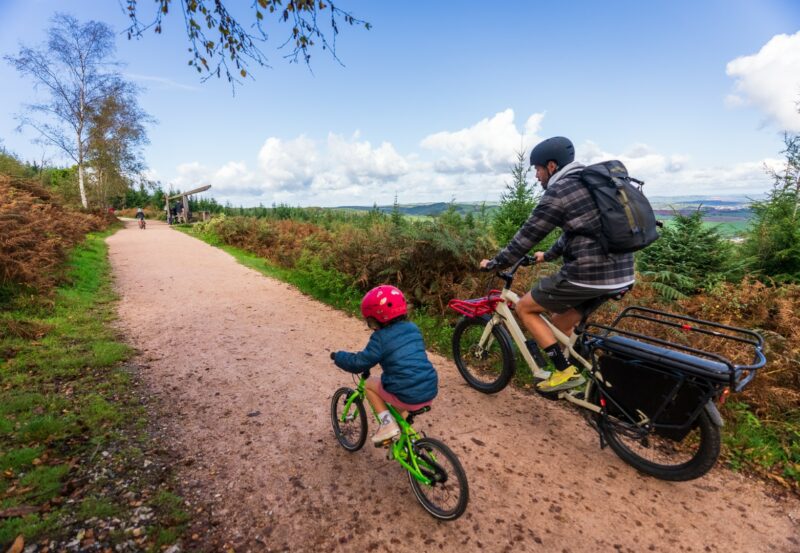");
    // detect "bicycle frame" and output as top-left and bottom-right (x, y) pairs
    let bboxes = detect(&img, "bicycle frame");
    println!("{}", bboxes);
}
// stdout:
(339, 376), (436, 485)
(483, 289), (603, 413)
